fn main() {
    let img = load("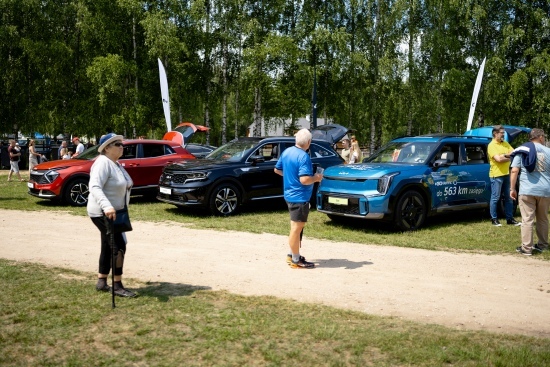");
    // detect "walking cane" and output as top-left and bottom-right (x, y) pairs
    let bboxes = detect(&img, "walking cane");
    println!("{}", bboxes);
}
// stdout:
(105, 215), (116, 309)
